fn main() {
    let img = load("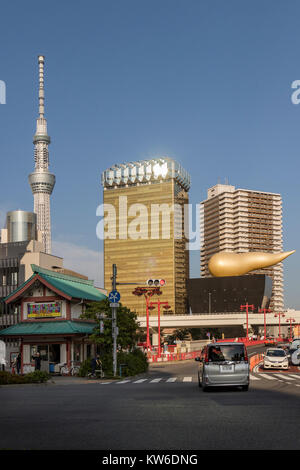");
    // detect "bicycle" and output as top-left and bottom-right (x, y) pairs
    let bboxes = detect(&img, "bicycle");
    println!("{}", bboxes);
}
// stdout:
(59, 361), (80, 376)
(87, 366), (104, 379)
